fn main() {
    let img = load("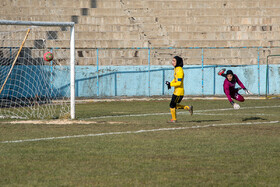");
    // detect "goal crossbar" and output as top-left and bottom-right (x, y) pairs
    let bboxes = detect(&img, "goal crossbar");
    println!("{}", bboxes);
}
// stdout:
(0, 20), (74, 27)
